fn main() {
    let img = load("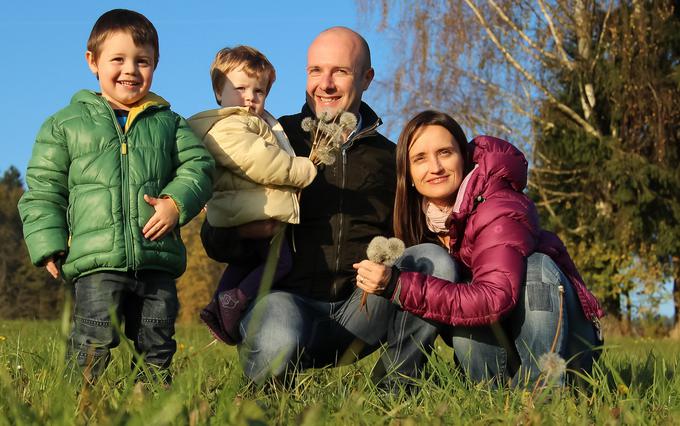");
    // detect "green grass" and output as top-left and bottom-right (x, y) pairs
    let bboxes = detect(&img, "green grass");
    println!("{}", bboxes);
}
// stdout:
(1, 320), (679, 425)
